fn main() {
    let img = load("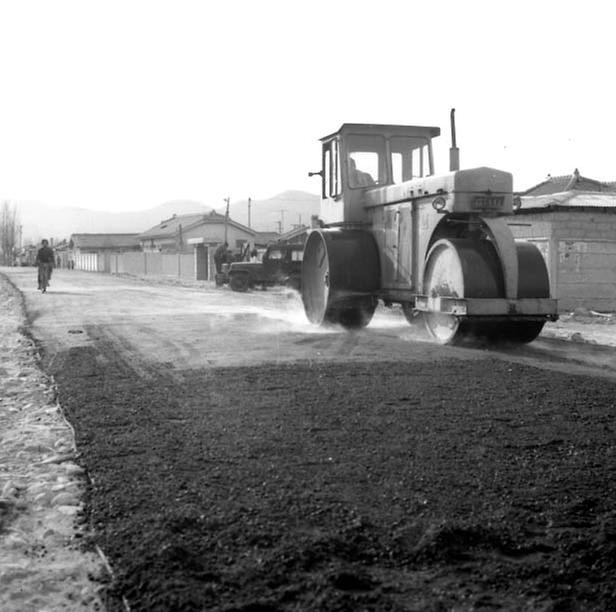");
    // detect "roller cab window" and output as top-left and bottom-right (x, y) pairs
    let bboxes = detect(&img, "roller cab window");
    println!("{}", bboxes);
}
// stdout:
(391, 136), (433, 183)
(346, 134), (386, 188)
(322, 139), (342, 199)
